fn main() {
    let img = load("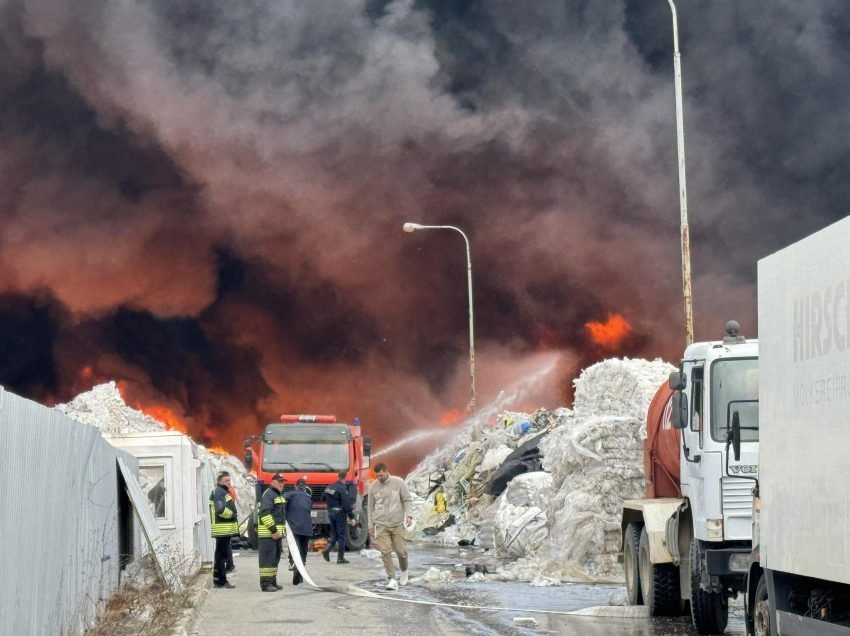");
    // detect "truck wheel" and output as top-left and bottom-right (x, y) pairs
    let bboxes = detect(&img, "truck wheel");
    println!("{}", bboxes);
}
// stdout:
(346, 504), (368, 551)
(638, 526), (681, 616)
(689, 538), (728, 635)
(623, 522), (643, 605)
(752, 574), (770, 636)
